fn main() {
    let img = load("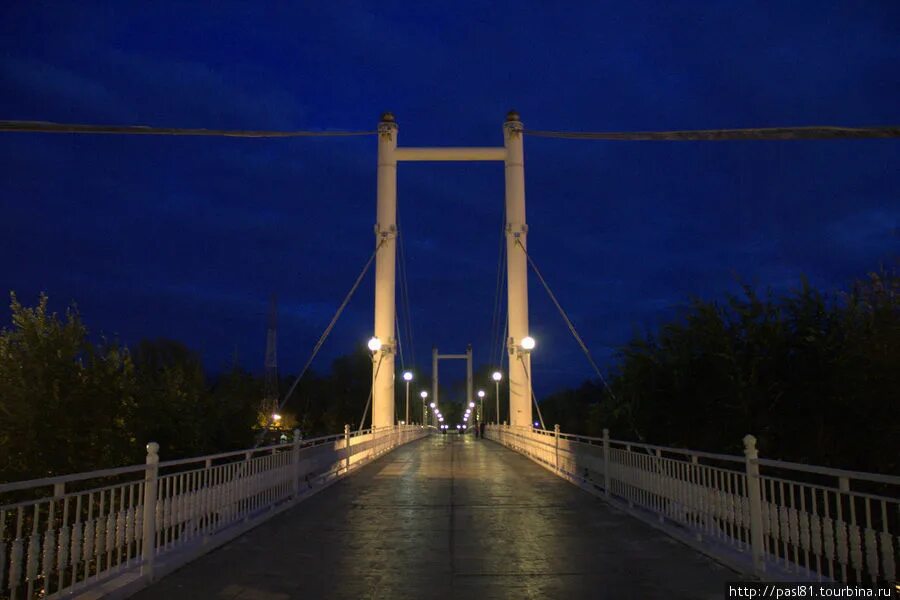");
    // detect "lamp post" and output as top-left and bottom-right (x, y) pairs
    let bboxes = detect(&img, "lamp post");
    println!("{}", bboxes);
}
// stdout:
(477, 390), (485, 422)
(403, 371), (413, 425)
(492, 371), (502, 424)
(420, 390), (428, 426)
(429, 400), (436, 427)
